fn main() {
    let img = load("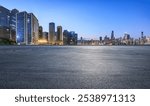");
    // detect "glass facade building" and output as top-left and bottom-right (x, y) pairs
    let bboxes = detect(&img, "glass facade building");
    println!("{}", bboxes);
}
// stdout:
(0, 5), (78, 45)
(10, 9), (19, 41)
(16, 12), (27, 44)
(0, 6), (10, 39)
(57, 26), (63, 45)
(16, 12), (39, 45)
(0, 6), (18, 41)
(28, 13), (39, 45)
(39, 26), (43, 39)
(63, 30), (78, 45)
(49, 22), (55, 45)
(43, 32), (48, 41)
